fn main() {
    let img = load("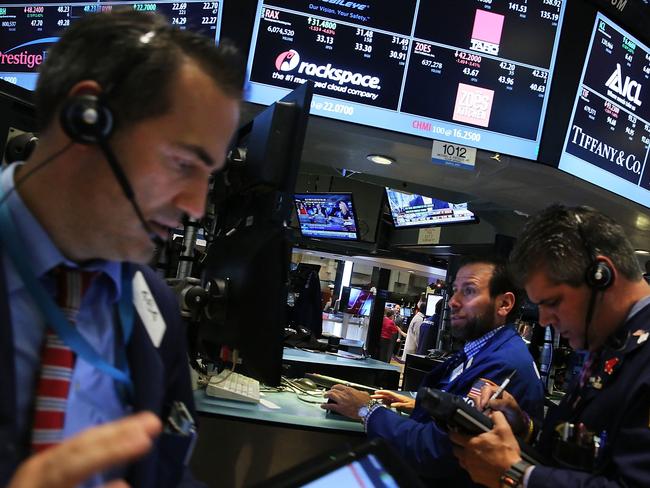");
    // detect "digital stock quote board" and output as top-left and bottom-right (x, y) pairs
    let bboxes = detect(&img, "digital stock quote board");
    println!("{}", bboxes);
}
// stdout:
(245, 0), (566, 160)
(0, 0), (223, 90)
(559, 13), (650, 208)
